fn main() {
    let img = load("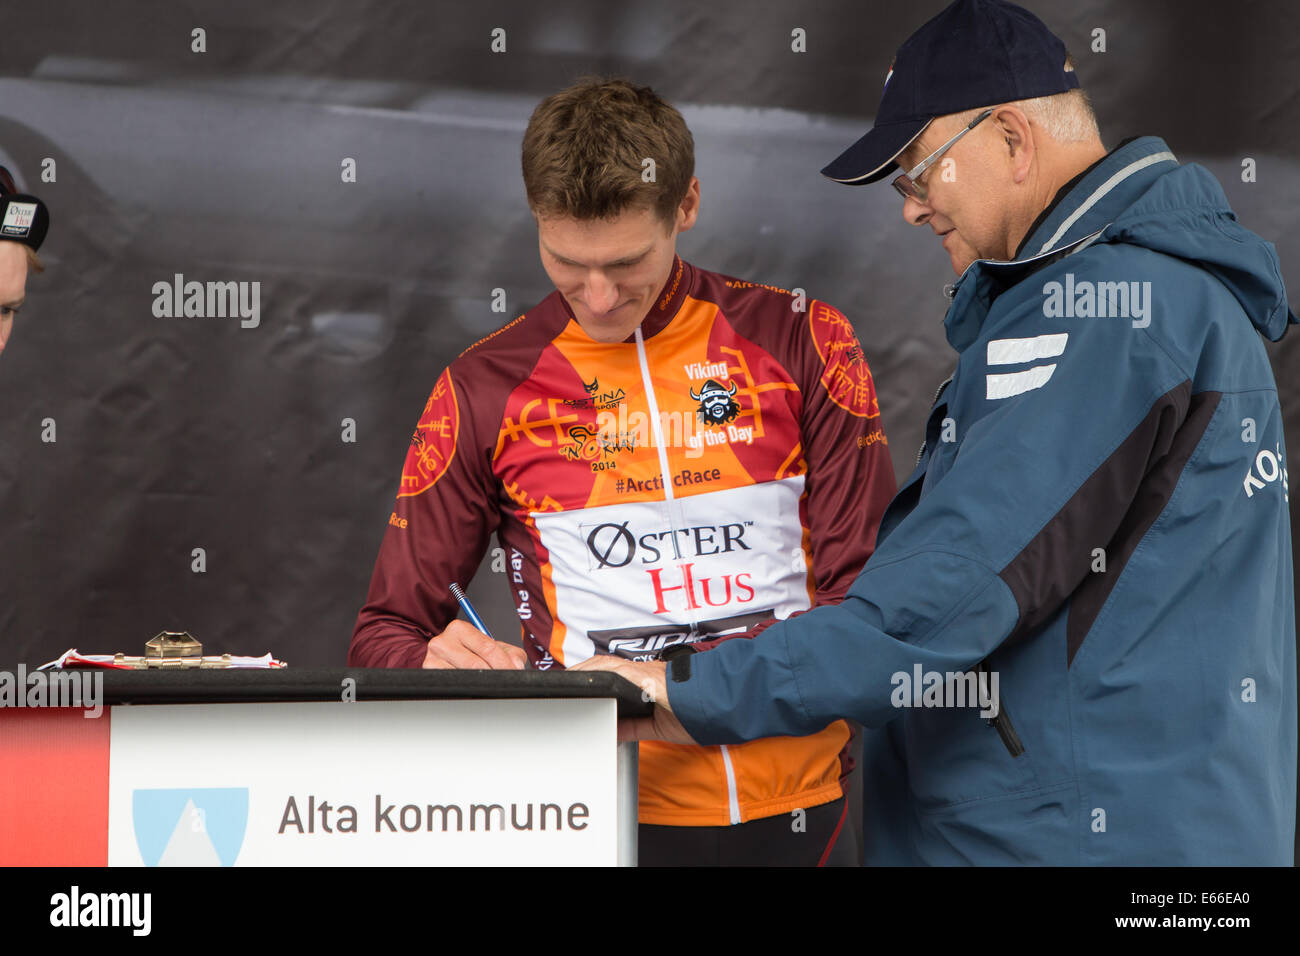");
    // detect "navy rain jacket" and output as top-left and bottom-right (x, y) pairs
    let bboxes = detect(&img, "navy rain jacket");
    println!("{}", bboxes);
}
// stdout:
(669, 136), (1297, 865)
